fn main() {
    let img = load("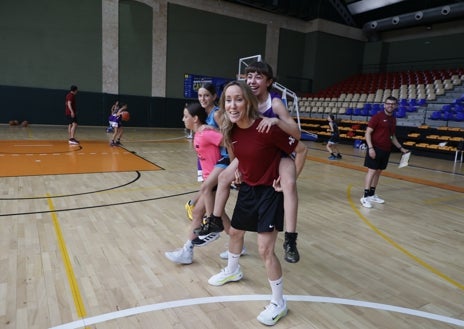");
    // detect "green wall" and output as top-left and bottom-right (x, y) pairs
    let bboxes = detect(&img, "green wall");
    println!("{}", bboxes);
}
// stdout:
(119, 0), (153, 96)
(312, 32), (364, 92)
(0, 0), (101, 91)
(1, 0), (463, 126)
(278, 29), (364, 93)
(363, 32), (464, 72)
(277, 29), (308, 93)
(166, 4), (266, 98)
